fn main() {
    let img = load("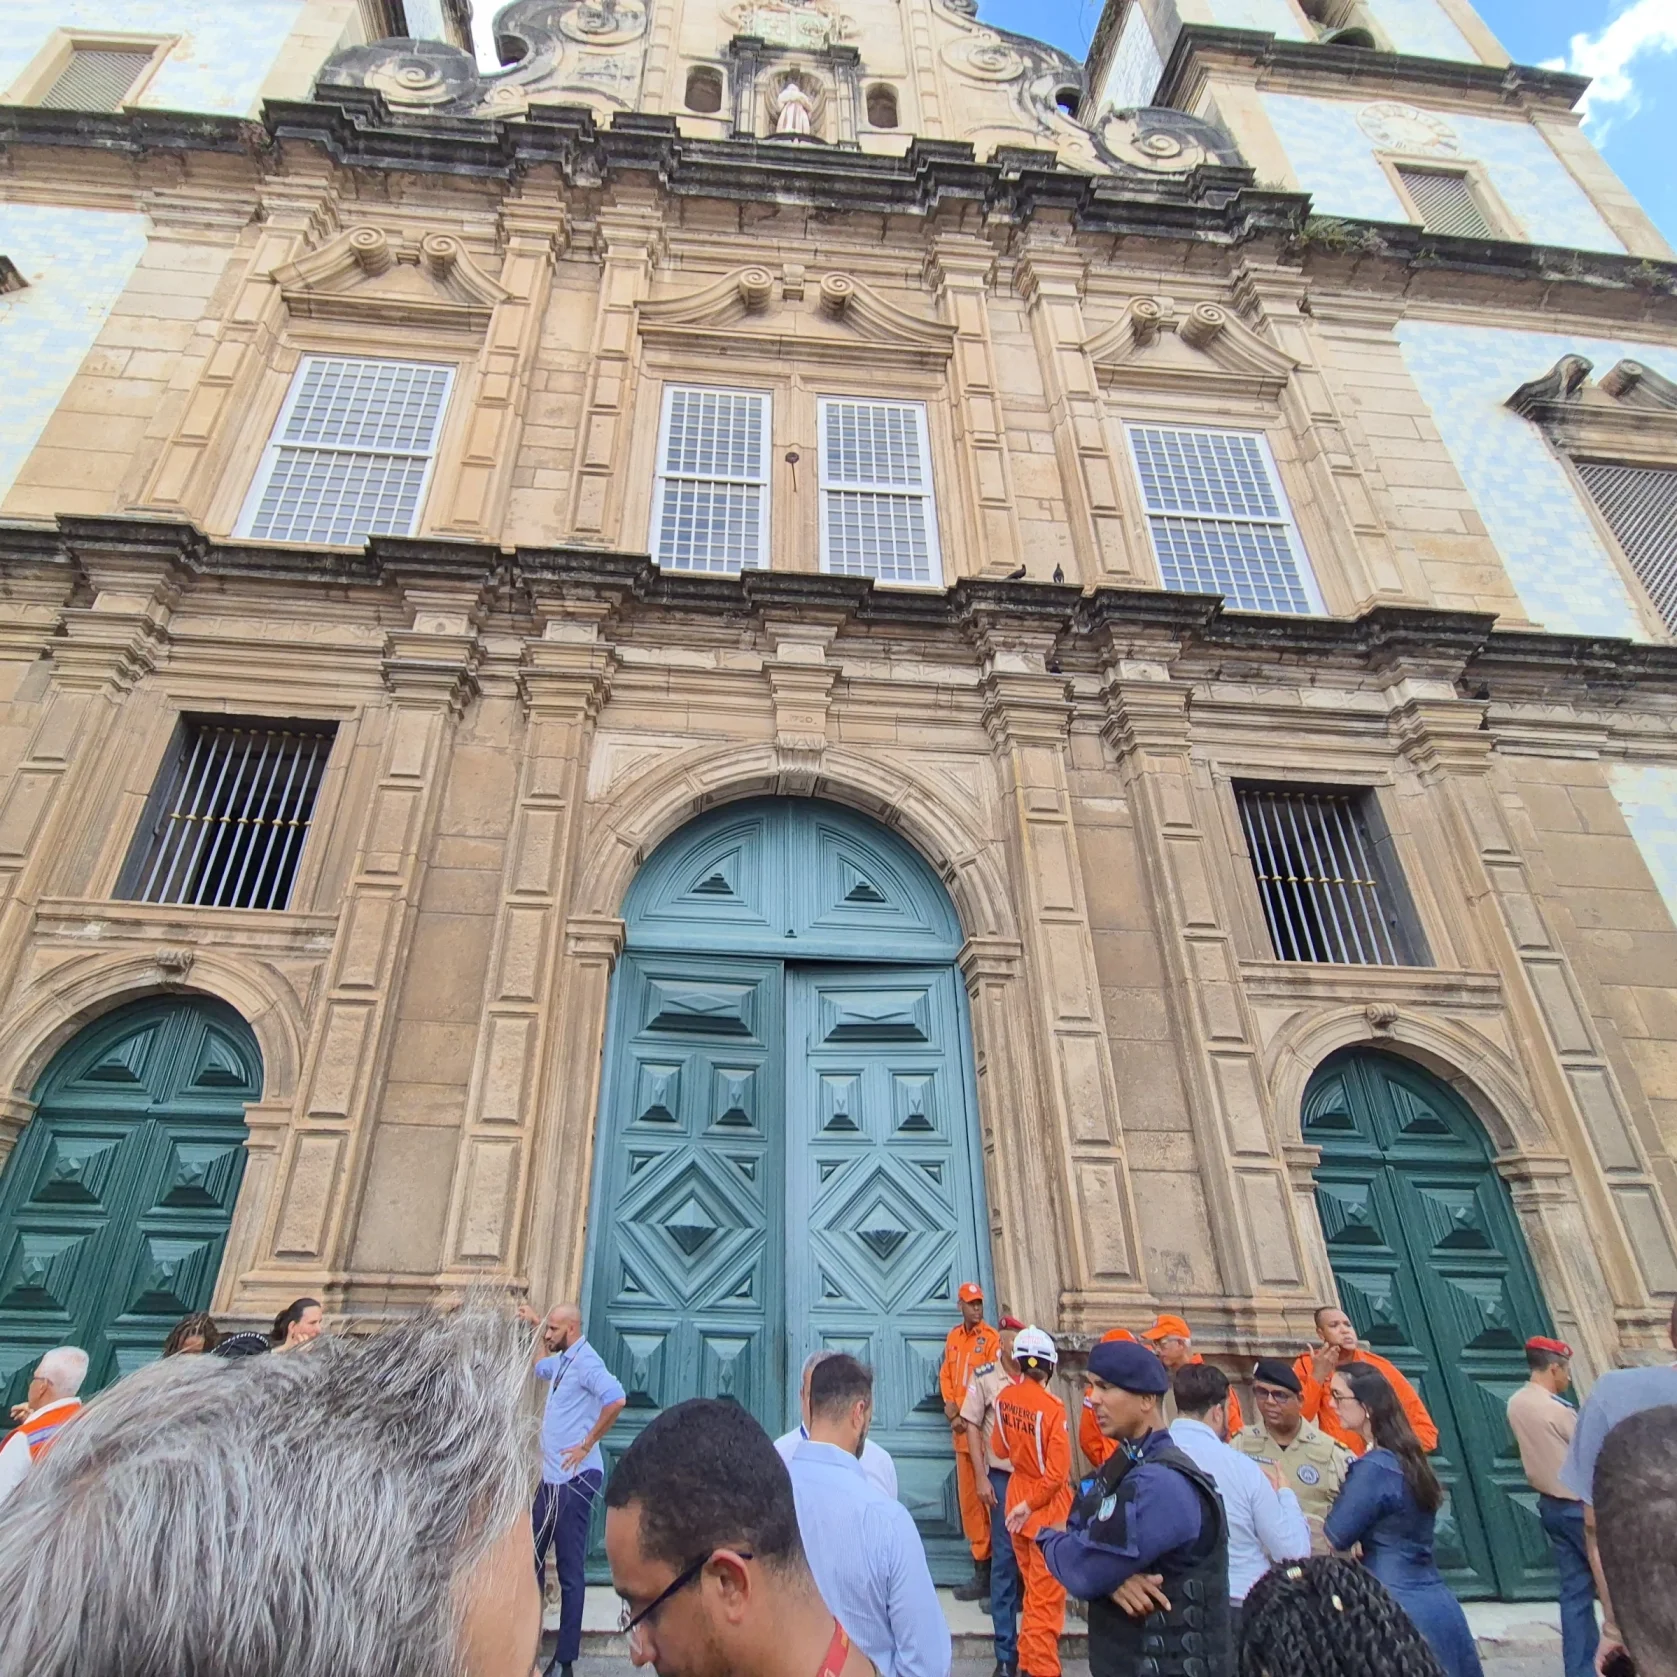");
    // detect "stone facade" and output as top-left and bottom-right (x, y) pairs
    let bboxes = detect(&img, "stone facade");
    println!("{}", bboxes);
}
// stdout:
(1, 0), (1677, 1427)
